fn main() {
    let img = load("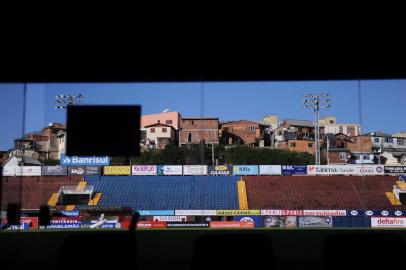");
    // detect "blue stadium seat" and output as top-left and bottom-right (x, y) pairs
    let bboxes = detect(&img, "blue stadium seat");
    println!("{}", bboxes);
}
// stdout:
(85, 176), (240, 211)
